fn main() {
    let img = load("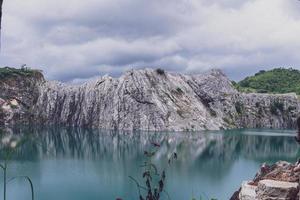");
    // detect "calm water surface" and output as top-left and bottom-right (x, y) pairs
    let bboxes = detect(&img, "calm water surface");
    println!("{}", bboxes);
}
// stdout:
(0, 127), (299, 200)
